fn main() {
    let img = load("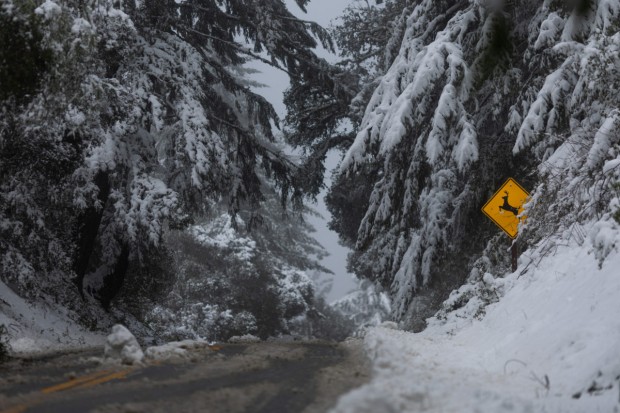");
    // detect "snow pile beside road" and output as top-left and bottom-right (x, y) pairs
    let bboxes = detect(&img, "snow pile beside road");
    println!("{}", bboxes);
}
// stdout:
(102, 327), (216, 363)
(228, 334), (260, 343)
(144, 339), (212, 361)
(0, 281), (105, 356)
(332, 229), (620, 412)
(104, 324), (144, 365)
